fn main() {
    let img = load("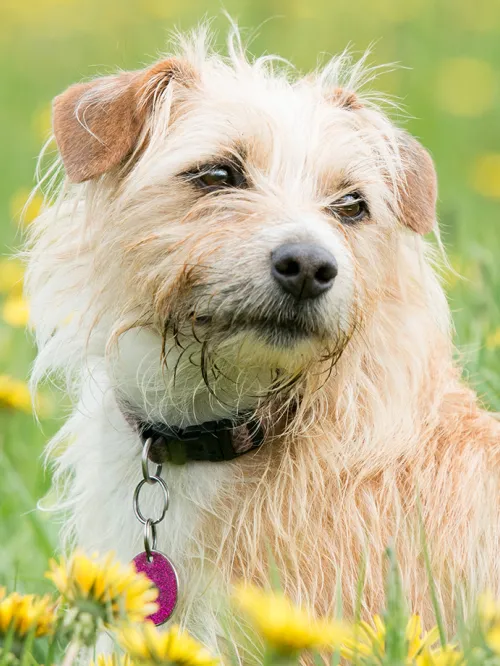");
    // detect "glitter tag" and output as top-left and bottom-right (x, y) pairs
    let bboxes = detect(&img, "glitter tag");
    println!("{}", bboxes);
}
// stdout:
(133, 550), (179, 625)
